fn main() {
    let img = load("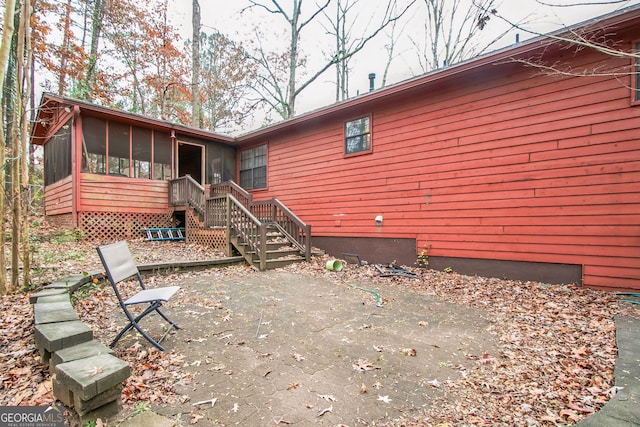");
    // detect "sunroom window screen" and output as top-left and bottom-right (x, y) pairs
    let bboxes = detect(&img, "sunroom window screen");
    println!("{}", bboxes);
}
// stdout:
(82, 116), (106, 173)
(345, 116), (370, 154)
(108, 122), (130, 176)
(132, 126), (151, 179)
(44, 120), (72, 186)
(240, 145), (266, 189)
(154, 131), (172, 180)
(81, 117), (170, 180)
